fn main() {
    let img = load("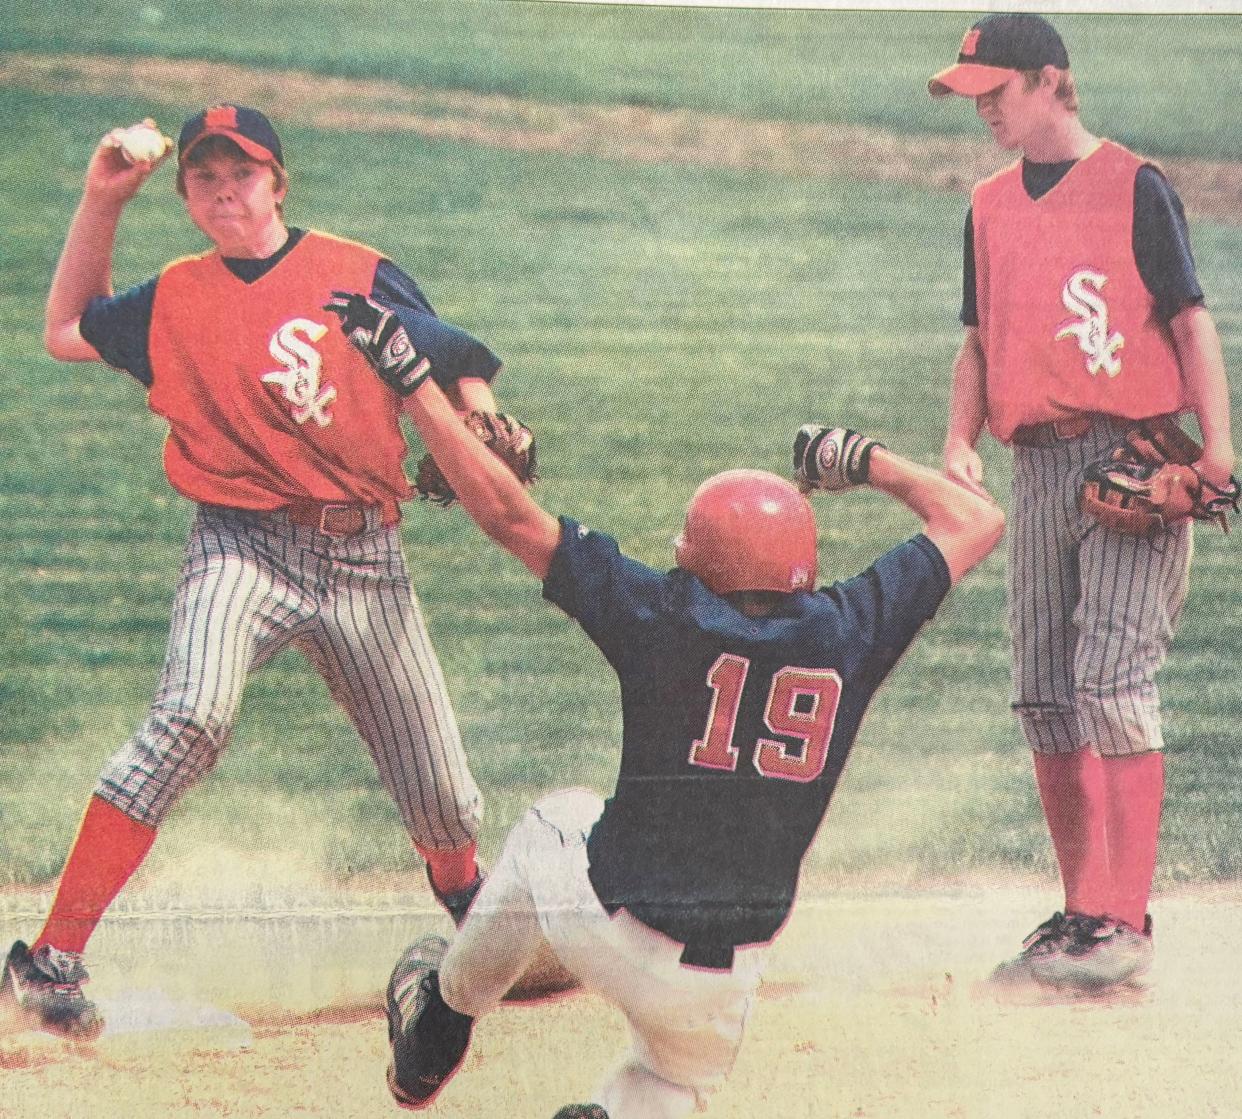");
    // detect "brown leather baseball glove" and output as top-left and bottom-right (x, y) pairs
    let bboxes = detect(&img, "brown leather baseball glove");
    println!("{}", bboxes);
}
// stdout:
(415, 411), (537, 507)
(1079, 414), (1240, 536)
